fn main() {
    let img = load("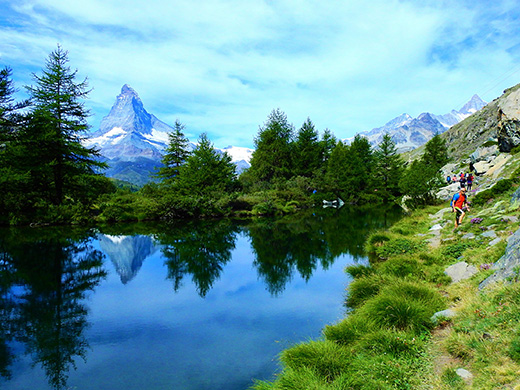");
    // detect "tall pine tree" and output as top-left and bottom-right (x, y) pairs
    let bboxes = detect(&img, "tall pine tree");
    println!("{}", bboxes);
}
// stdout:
(25, 45), (106, 205)
(157, 119), (191, 184)
(373, 133), (404, 202)
(0, 67), (32, 222)
(175, 133), (237, 196)
(249, 109), (294, 183)
(293, 117), (322, 178)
